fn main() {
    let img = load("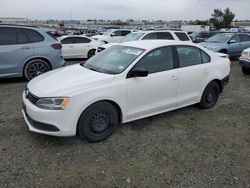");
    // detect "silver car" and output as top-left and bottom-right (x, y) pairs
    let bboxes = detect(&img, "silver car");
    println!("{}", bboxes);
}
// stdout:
(0, 24), (65, 80)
